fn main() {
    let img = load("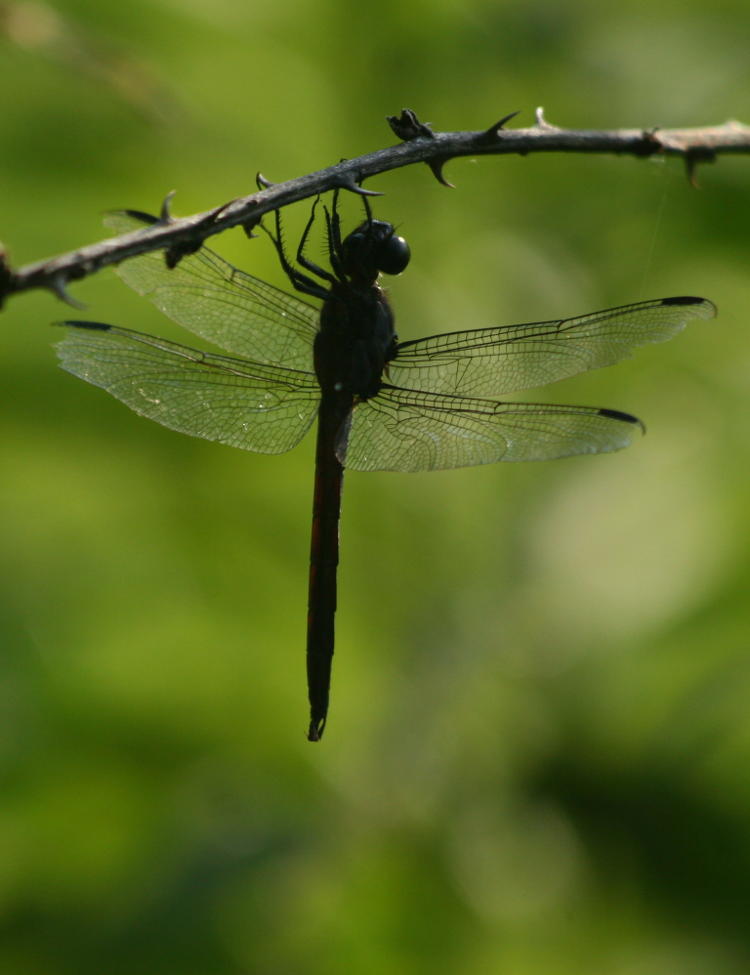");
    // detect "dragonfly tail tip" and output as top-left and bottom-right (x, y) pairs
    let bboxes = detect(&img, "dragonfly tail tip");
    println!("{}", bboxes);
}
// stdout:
(307, 716), (327, 742)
